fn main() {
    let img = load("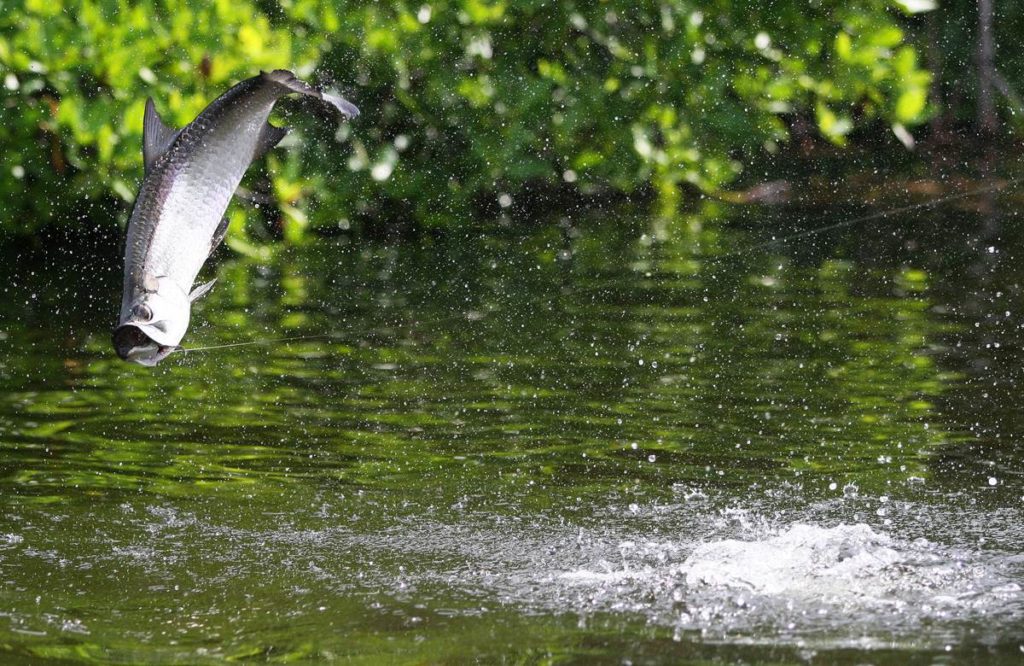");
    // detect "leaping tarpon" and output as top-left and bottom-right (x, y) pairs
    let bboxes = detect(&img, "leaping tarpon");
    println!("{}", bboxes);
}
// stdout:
(112, 69), (358, 366)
